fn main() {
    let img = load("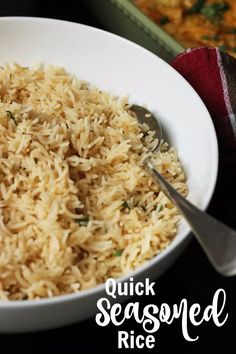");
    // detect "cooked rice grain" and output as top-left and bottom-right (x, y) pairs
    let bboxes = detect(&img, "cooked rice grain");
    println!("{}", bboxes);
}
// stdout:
(0, 64), (187, 300)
